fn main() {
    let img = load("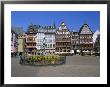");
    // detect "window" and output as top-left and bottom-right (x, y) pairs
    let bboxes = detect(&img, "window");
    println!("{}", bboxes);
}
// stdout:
(45, 35), (47, 38)
(28, 38), (32, 41)
(83, 31), (85, 33)
(45, 44), (47, 47)
(72, 36), (74, 39)
(47, 44), (49, 48)
(52, 39), (54, 42)
(50, 44), (52, 48)
(53, 44), (55, 48)
(46, 39), (52, 43)
(84, 25), (88, 28)
(67, 50), (70, 52)
(64, 50), (66, 52)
